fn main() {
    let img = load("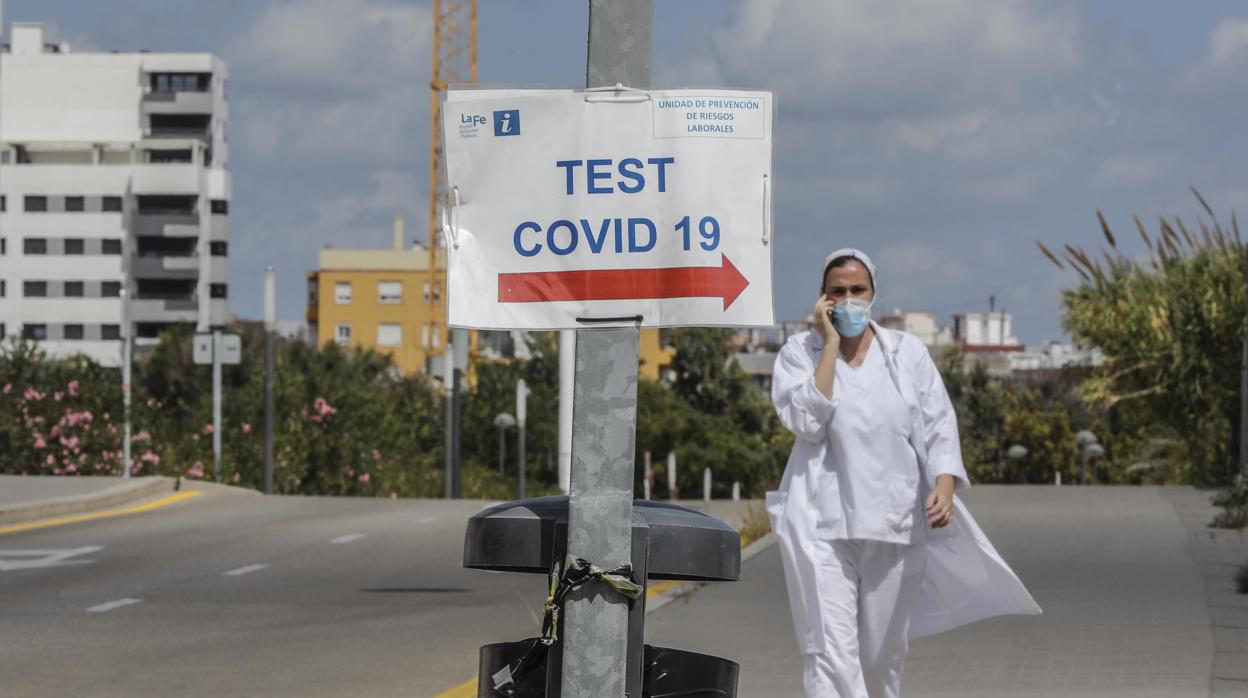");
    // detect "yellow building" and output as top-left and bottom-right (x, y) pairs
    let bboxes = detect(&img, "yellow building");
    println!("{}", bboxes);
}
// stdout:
(306, 216), (674, 379)
(306, 217), (447, 374)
